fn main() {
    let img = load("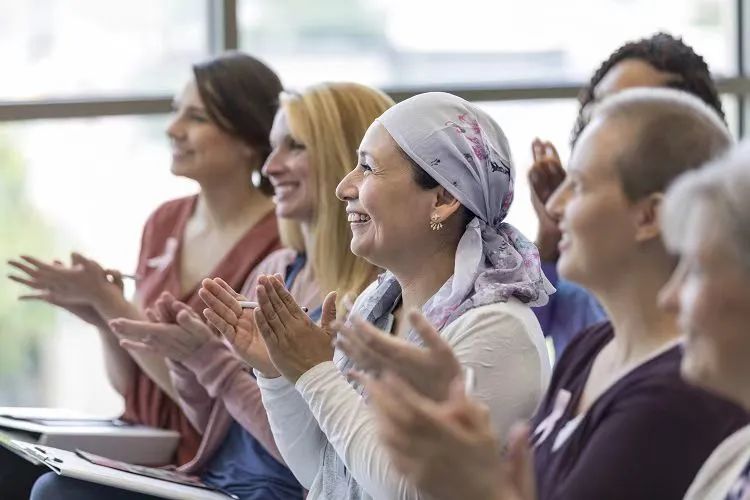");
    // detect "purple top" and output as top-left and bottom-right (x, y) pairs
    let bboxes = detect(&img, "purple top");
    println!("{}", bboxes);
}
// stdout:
(532, 261), (606, 357)
(530, 322), (749, 500)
